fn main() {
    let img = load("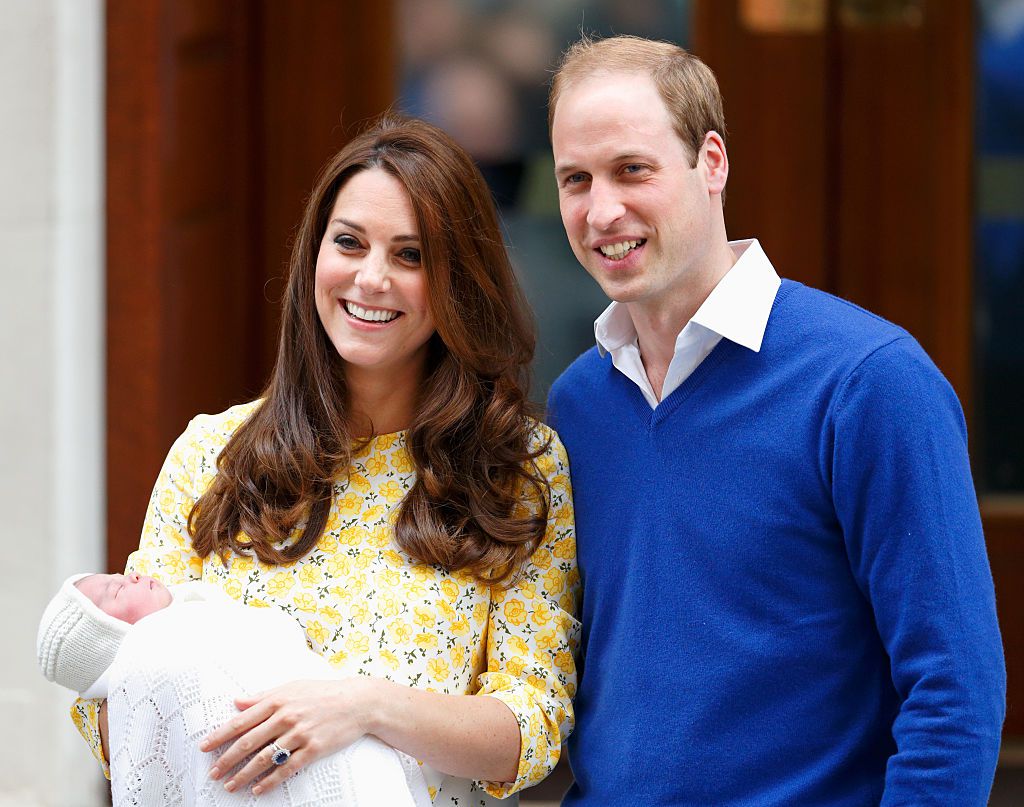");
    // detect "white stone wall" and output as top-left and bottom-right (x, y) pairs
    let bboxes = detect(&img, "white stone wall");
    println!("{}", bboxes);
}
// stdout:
(0, 1), (106, 804)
